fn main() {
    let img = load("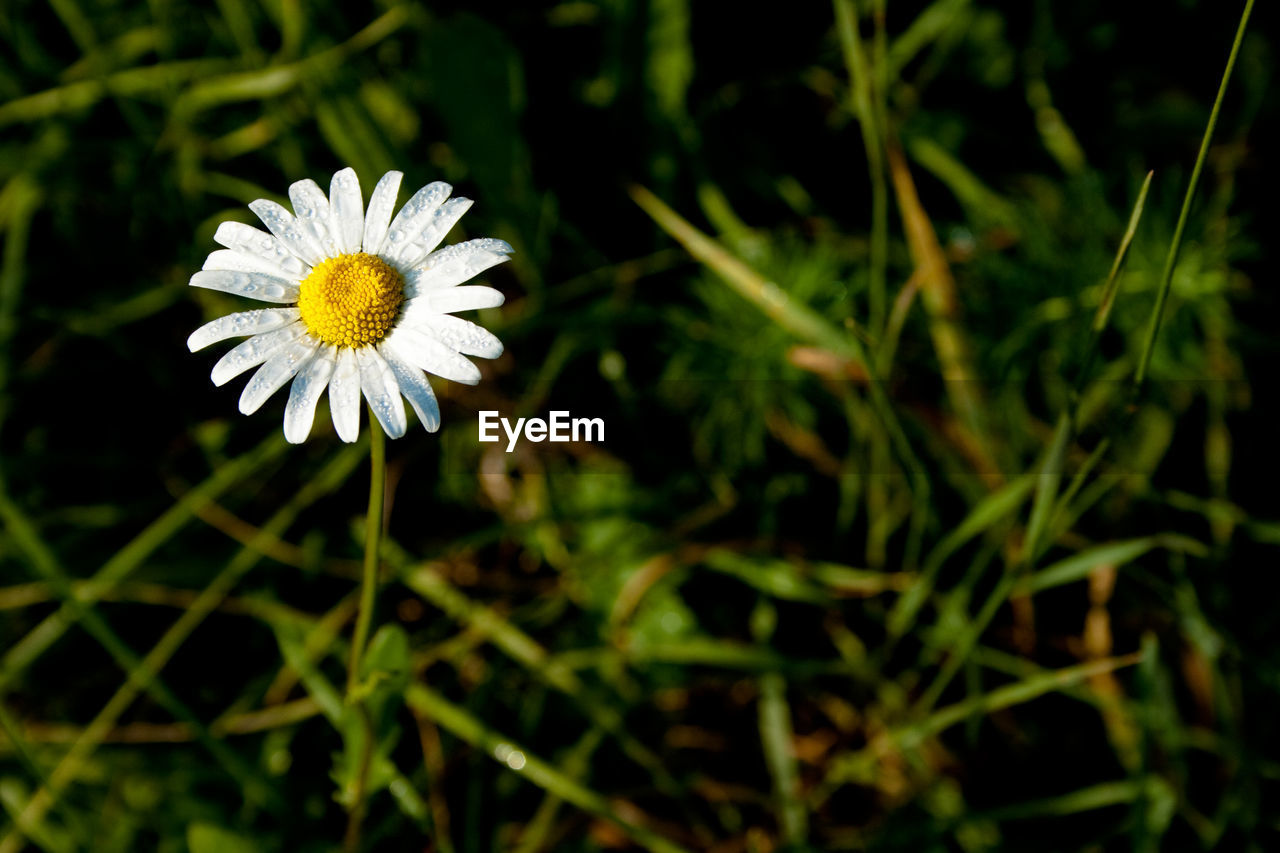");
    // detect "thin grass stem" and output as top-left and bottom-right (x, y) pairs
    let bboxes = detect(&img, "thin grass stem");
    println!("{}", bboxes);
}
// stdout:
(1133, 0), (1254, 390)
(834, 0), (888, 335)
